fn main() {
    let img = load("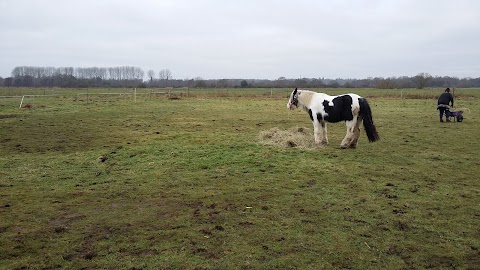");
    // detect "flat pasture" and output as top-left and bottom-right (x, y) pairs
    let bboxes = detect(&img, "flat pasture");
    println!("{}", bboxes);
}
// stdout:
(1, 88), (479, 269)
